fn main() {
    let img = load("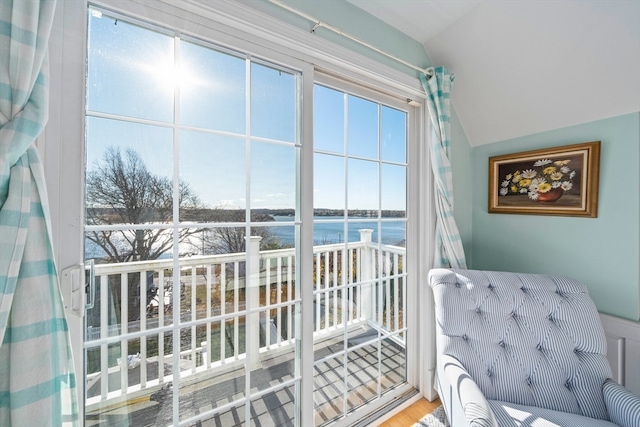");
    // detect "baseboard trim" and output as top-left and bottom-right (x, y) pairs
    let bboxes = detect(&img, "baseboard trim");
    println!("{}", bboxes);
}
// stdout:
(600, 313), (640, 395)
